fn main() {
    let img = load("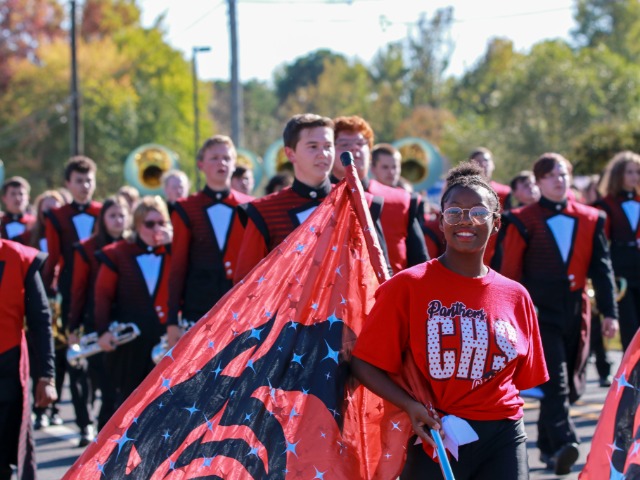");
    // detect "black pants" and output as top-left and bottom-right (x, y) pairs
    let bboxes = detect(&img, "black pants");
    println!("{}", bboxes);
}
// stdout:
(590, 313), (611, 379)
(400, 418), (528, 479)
(537, 322), (581, 455)
(0, 377), (21, 480)
(619, 285), (640, 352)
(52, 348), (92, 429)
